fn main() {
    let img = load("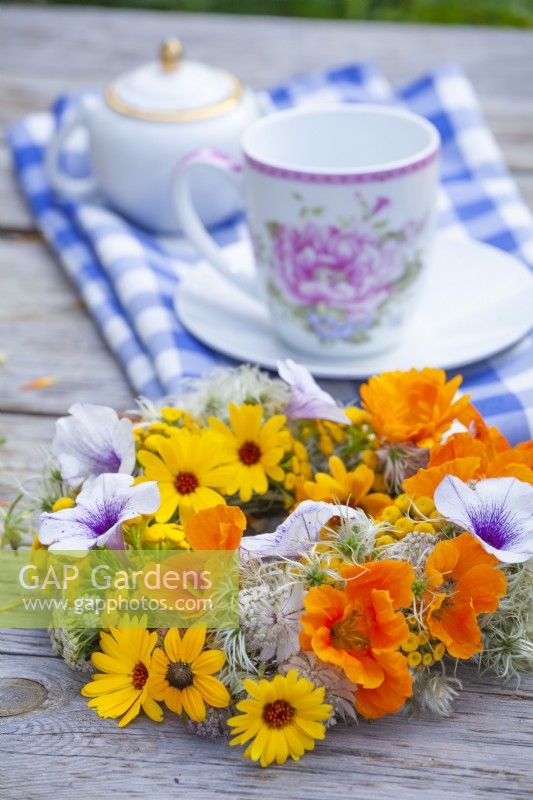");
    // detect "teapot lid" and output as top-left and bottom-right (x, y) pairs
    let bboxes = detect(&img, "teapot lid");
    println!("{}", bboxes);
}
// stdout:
(105, 39), (243, 122)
